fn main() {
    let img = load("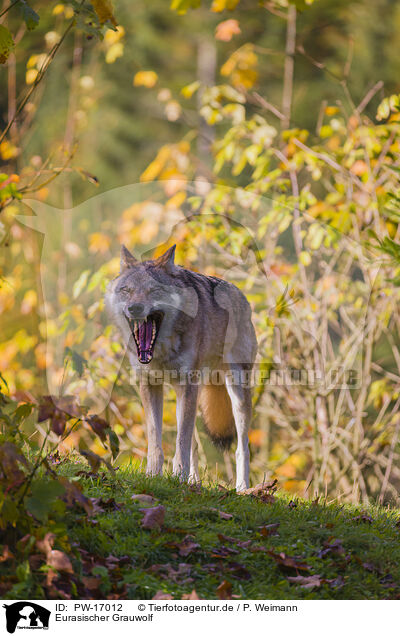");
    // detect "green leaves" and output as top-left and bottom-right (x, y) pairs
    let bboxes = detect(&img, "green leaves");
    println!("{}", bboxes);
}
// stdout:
(0, 25), (14, 64)
(25, 479), (66, 522)
(19, 1), (40, 31)
(64, 347), (87, 377)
